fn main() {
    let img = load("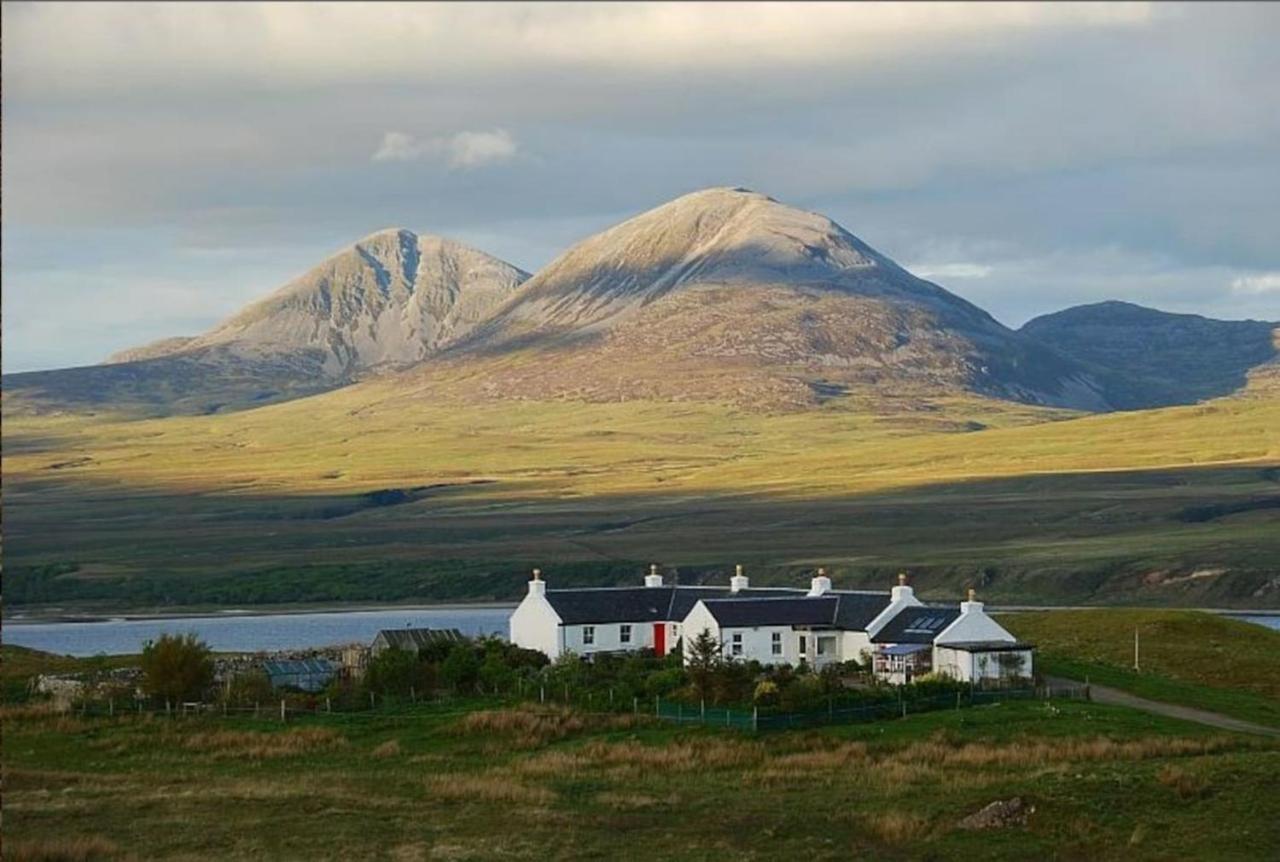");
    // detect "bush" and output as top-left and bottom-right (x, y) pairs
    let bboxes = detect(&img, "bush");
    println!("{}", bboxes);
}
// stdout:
(140, 633), (214, 704)
(441, 644), (481, 694)
(366, 647), (435, 698)
(224, 670), (274, 707)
